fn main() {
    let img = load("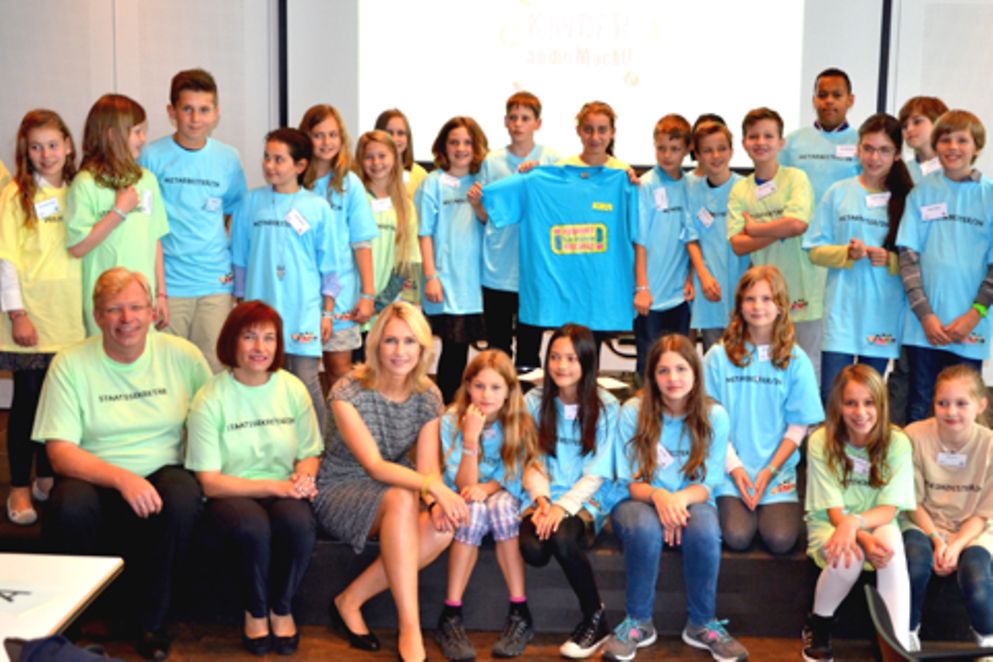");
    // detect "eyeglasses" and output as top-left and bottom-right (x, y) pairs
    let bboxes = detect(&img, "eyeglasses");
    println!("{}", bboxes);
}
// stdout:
(860, 145), (896, 157)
